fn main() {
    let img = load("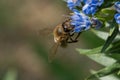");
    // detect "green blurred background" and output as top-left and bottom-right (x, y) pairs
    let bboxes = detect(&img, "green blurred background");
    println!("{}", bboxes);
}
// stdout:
(0, 0), (104, 80)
